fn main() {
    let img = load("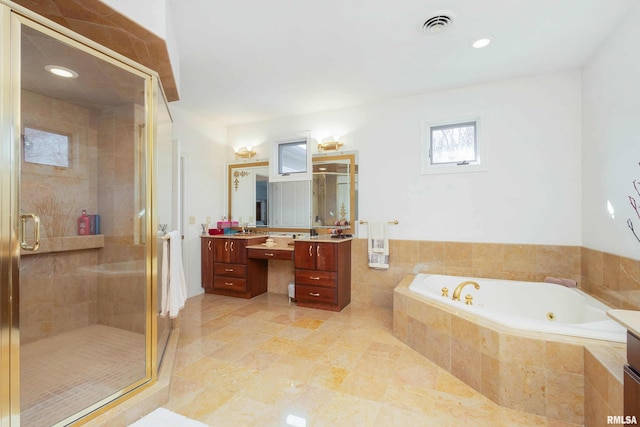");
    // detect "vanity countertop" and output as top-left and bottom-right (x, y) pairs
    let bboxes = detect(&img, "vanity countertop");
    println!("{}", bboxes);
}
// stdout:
(294, 236), (353, 243)
(608, 309), (640, 337)
(201, 233), (267, 239)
